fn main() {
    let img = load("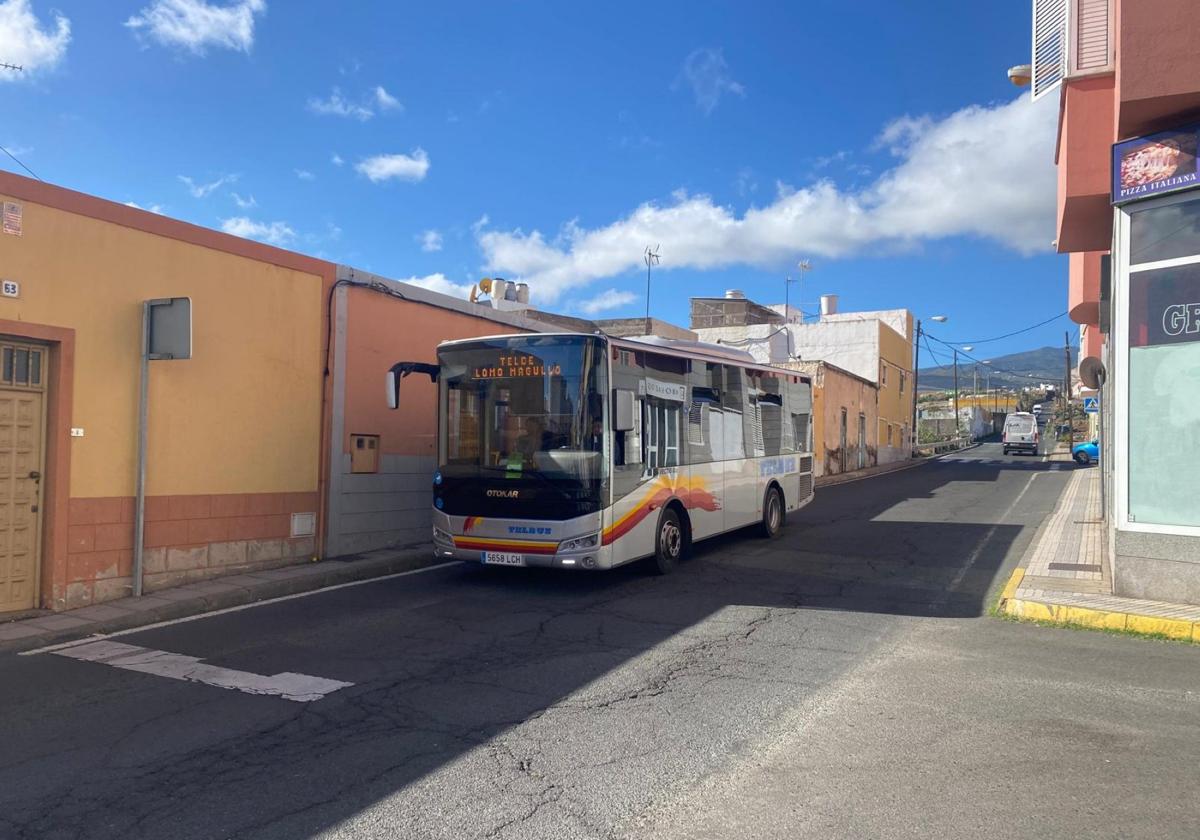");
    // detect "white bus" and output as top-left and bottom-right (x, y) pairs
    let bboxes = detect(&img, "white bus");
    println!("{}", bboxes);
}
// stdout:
(387, 332), (815, 574)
